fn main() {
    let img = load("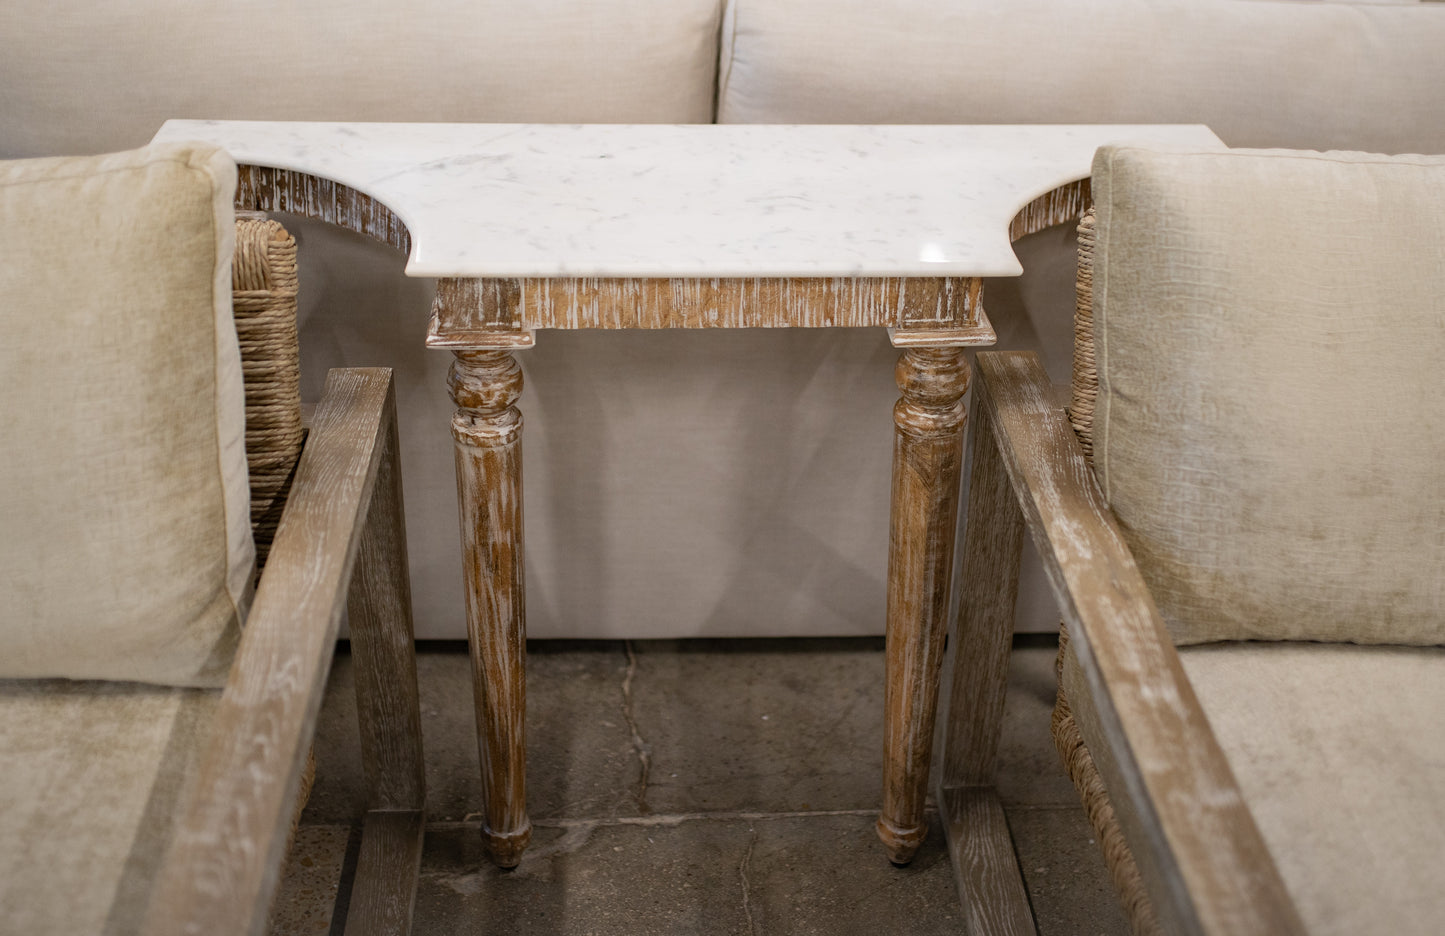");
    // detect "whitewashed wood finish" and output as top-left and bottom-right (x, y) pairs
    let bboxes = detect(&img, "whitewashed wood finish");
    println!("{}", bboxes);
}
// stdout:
(343, 810), (426, 936)
(877, 347), (970, 864)
(1009, 179), (1091, 243)
(348, 397), (426, 813)
(144, 368), (425, 936)
(426, 273), (985, 334)
(234, 165), (411, 255)
(934, 388), (1037, 930)
(941, 389), (1027, 787)
(449, 349), (531, 868)
(941, 787), (1035, 936)
(974, 351), (1306, 936)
